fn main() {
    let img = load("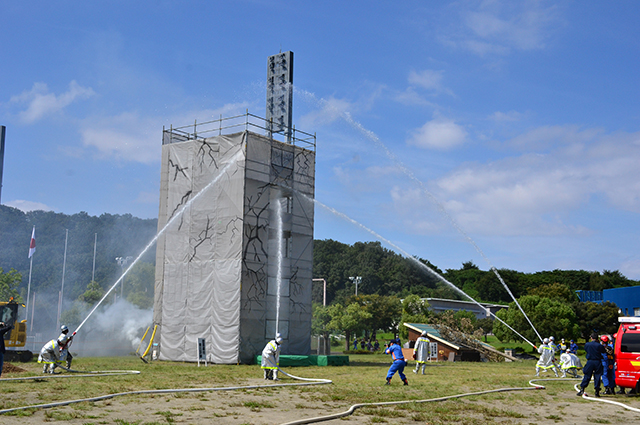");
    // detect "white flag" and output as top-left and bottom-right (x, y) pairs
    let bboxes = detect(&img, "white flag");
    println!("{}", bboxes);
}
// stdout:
(28, 226), (36, 258)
